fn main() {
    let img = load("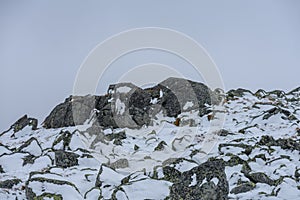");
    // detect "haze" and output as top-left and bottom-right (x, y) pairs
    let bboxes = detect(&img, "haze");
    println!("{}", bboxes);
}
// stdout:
(1, 0), (300, 131)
